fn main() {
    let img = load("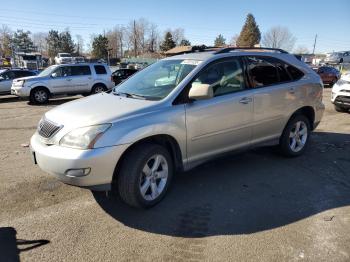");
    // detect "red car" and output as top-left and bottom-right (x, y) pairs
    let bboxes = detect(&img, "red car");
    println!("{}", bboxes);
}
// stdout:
(314, 66), (340, 87)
